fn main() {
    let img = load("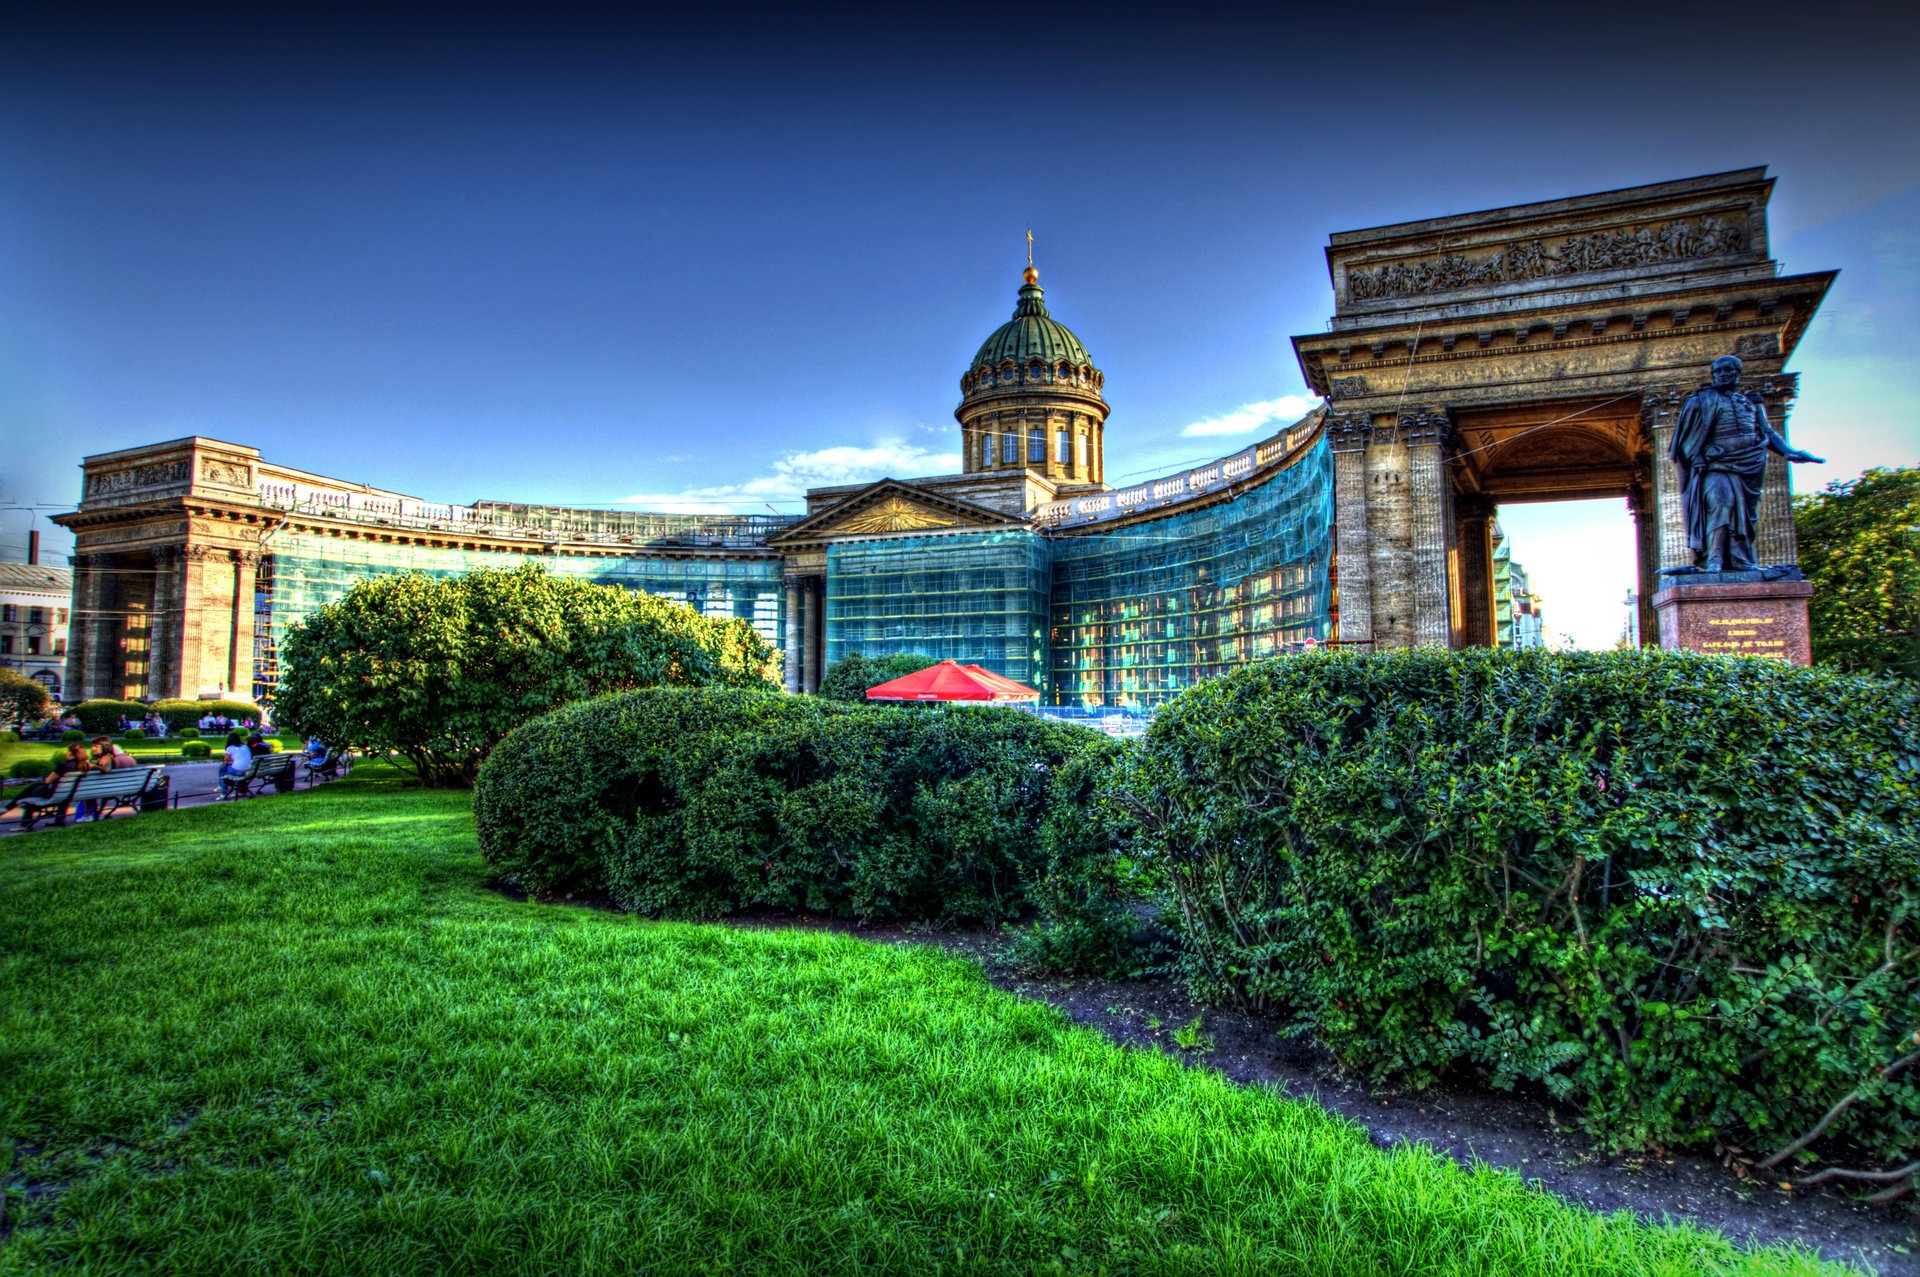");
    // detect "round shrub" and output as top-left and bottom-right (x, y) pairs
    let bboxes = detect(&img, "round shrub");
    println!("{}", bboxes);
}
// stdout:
(179, 727), (200, 739)
(73, 699), (147, 735)
(60, 729), (86, 742)
(3, 730), (18, 743)
(9, 759), (49, 779)
(1124, 646), (1920, 1178)
(476, 686), (1121, 926)
(120, 729), (146, 740)
(181, 741), (213, 758)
